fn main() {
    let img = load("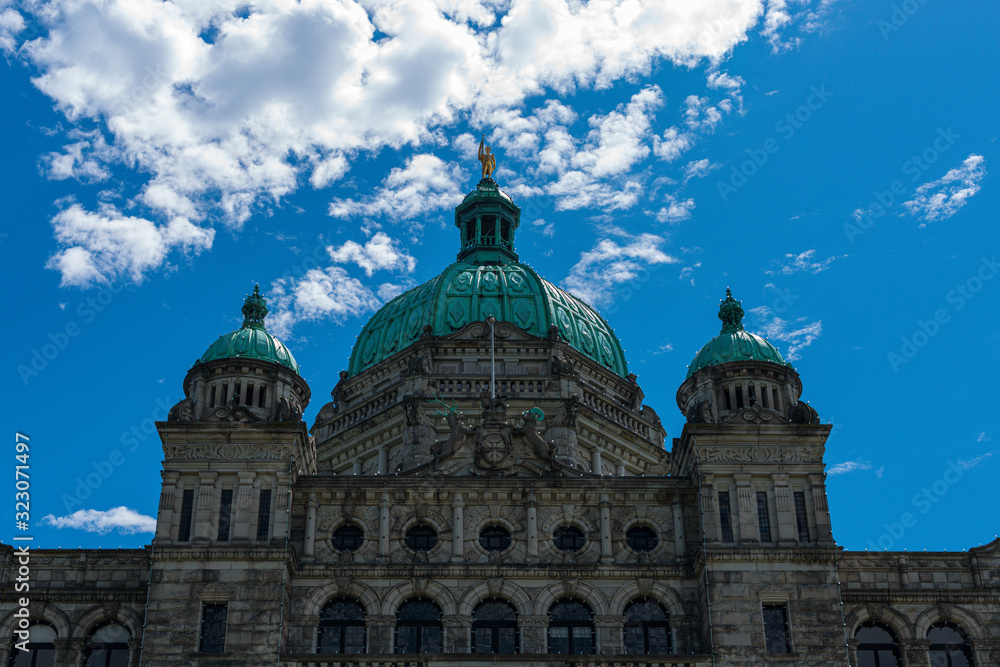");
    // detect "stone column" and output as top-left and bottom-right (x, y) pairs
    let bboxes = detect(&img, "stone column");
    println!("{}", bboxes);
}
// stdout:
(377, 447), (388, 475)
(379, 491), (390, 556)
(771, 474), (796, 545)
(526, 495), (538, 561)
(127, 639), (141, 667)
(57, 638), (84, 667)
(700, 473), (719, 543)
(155, 471), (179, 542)
(599, 493), (612, 562)
(595, 616), (624, 654)
(902, 639), (932, 667)
(304, 493), (318, 556)
(520, 617), (548, 654)
(443, 616), (470, 653)
(232, 472), (256, 542)
(194, 472), (219, 542)
(273, 472), (291, 542)
(846, 639), (858, 666)
(451, 492), (464, 562)
(367, 615), (395, 654)
(673, 495), (686, 556)
(734, 473), (755, 543)
(591, 447), (603, 475)
(0, 640), (10, 666)
(616, 463), (626, 476)
(808, 473), (834, 543)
